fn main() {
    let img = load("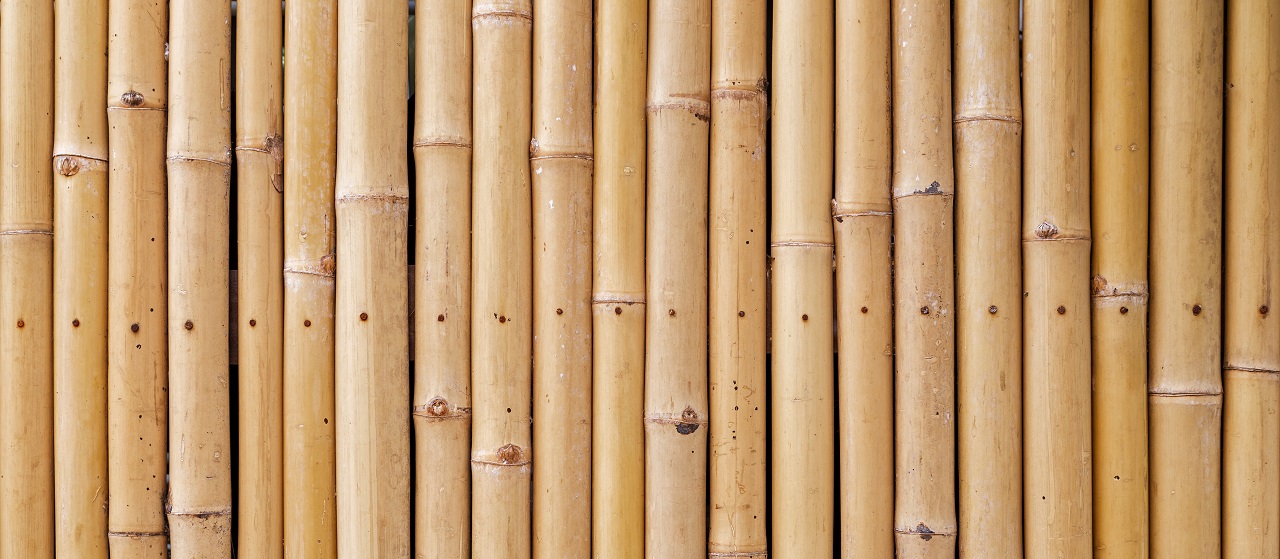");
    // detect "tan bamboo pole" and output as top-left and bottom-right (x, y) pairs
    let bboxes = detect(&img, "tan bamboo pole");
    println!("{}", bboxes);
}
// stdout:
(707, 0), (768, 556)
(593, 0), (647, 555)
(282, 0), (339, 554)
(1023, 0), (1093, 557)
(0, 1), (55, 556)
(953, 0), (1021, 555)
(52, 0), (109, 556)
(530, 0), (592, 556)
(1149, 1), (1223, 557)
(771, 1), (835, 556)
(1091, 0), (1150, 556)
(414, 0), (472, 556)
(106, 0), (168, 554)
